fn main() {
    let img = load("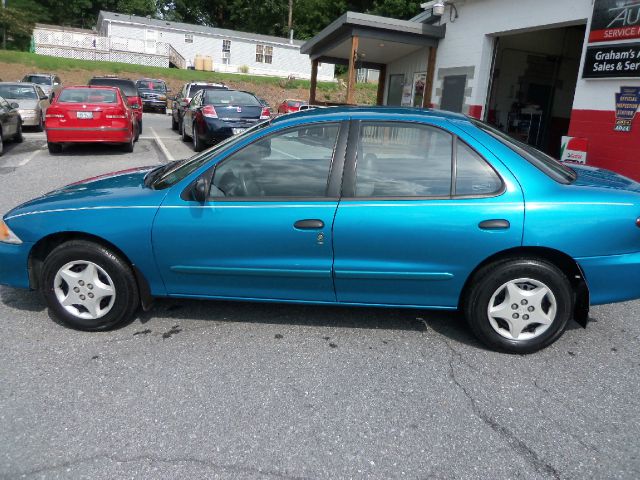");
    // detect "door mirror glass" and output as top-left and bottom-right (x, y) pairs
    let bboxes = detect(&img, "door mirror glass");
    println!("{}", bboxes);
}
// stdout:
(193, 177), (210, 203)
